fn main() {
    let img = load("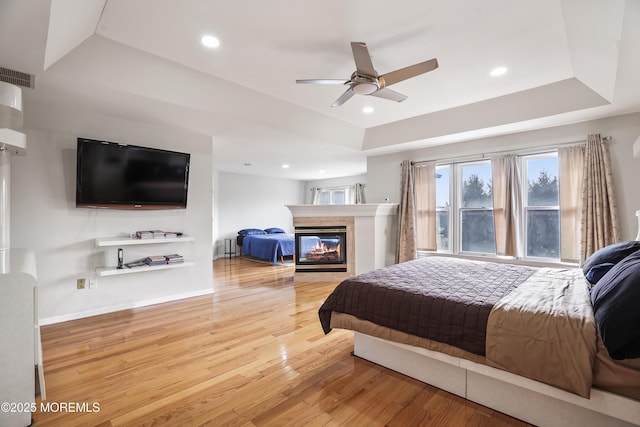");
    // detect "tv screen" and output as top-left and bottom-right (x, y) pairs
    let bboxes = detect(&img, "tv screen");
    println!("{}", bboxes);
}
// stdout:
(76, 138), (190, 209)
